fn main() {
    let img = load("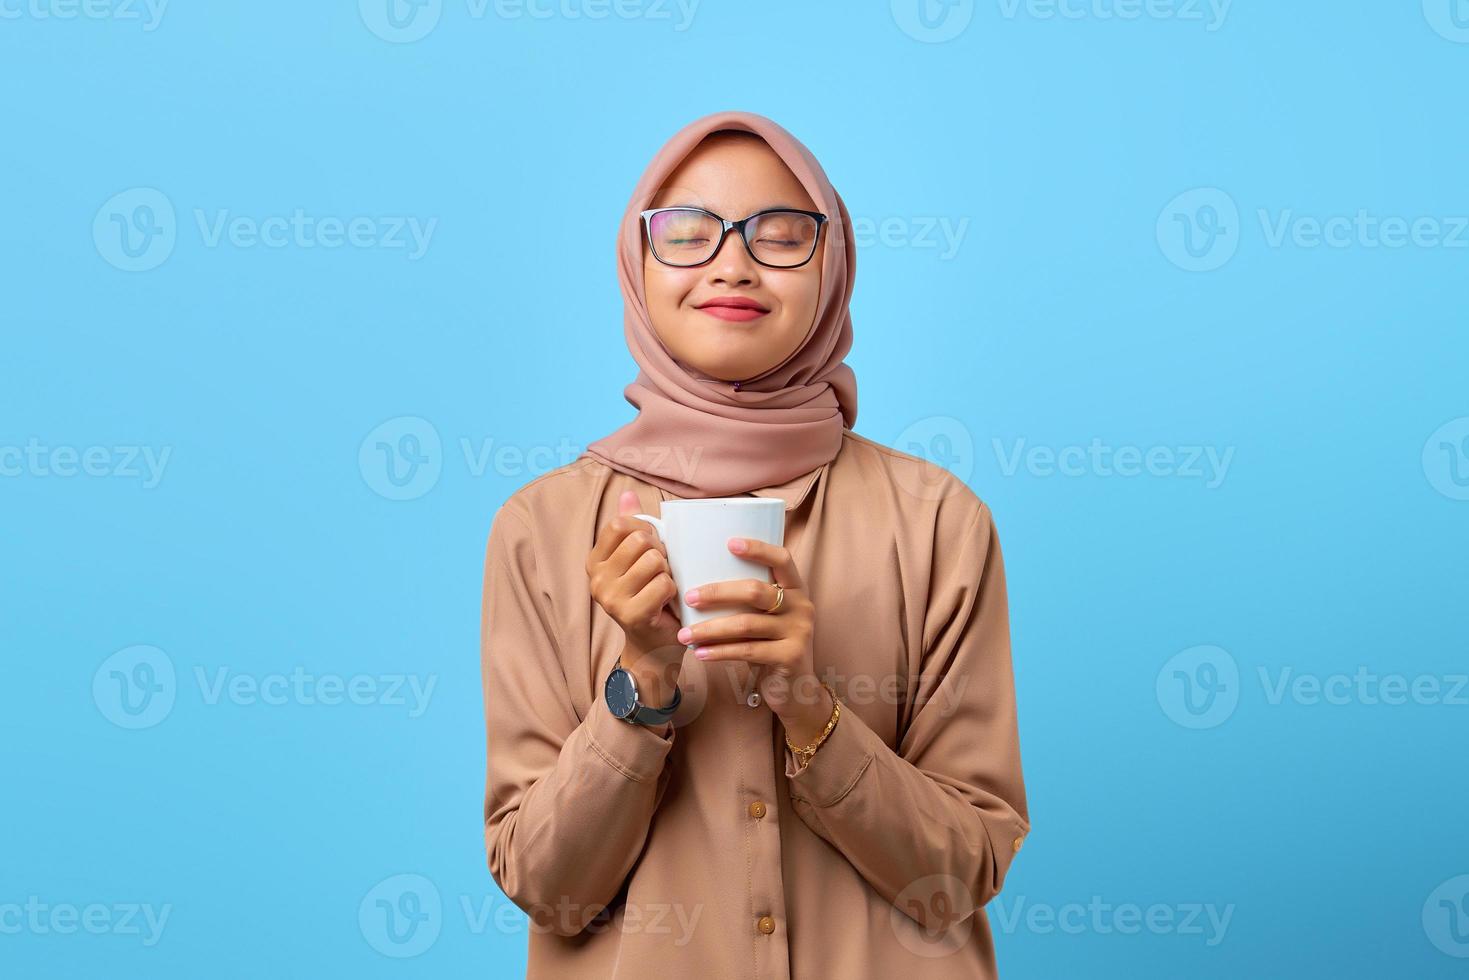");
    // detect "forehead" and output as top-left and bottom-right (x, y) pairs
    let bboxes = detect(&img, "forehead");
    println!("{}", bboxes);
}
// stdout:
(650, 134), (817, 215)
